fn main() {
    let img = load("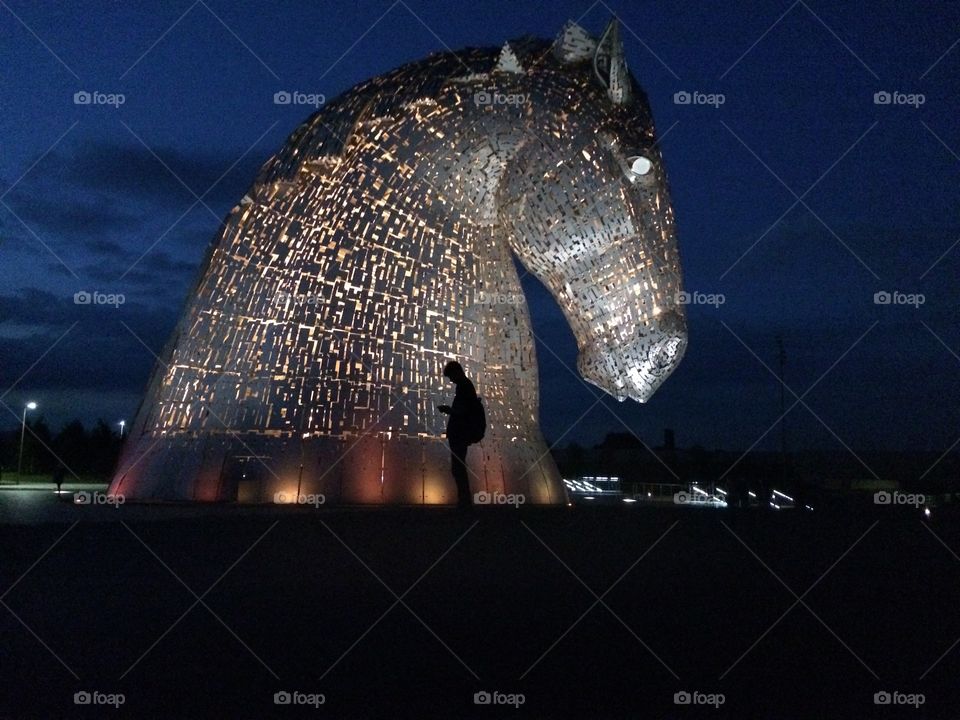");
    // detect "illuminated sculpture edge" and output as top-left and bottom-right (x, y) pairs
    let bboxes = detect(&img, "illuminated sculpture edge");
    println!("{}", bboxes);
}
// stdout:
(109, 20), (687, 503)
